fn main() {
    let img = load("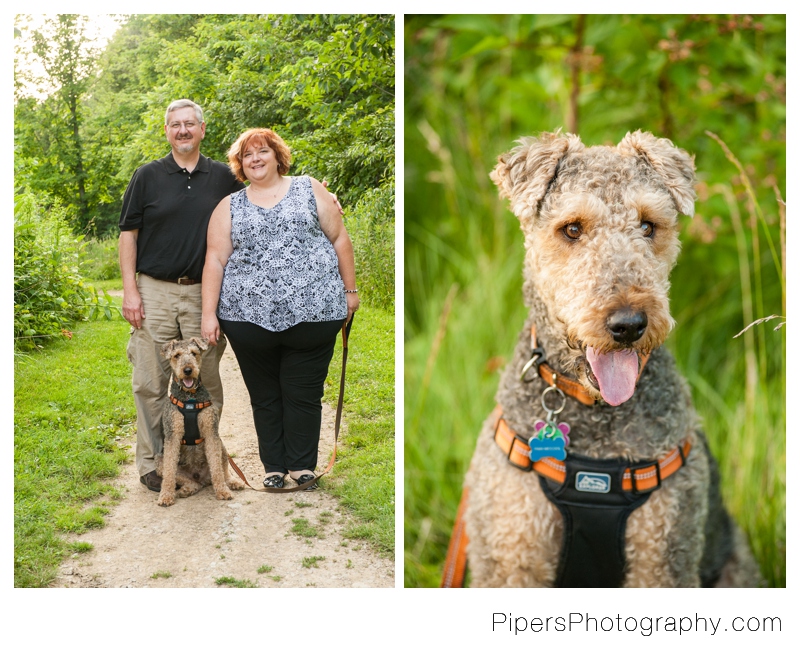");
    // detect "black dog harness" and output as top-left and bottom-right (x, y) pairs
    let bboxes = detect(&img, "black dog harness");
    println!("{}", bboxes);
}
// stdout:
(169, 395), (213, 446)
(440, 406), (691, 588)
(493, 409), (691, 587)
(539, 452), (655, 587)
(440, 330), (691, 588)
